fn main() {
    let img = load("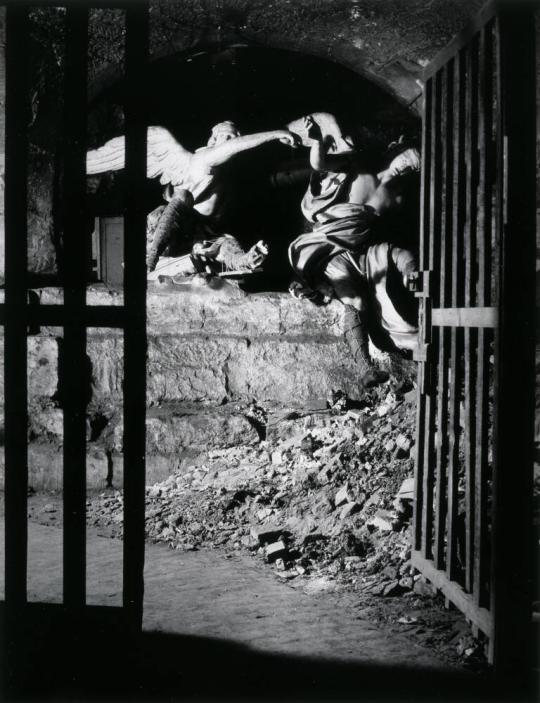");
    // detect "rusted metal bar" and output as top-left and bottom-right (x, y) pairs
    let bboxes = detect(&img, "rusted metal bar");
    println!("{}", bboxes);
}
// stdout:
(122, 2), (148, 629)
(4, 2), (29, 608)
